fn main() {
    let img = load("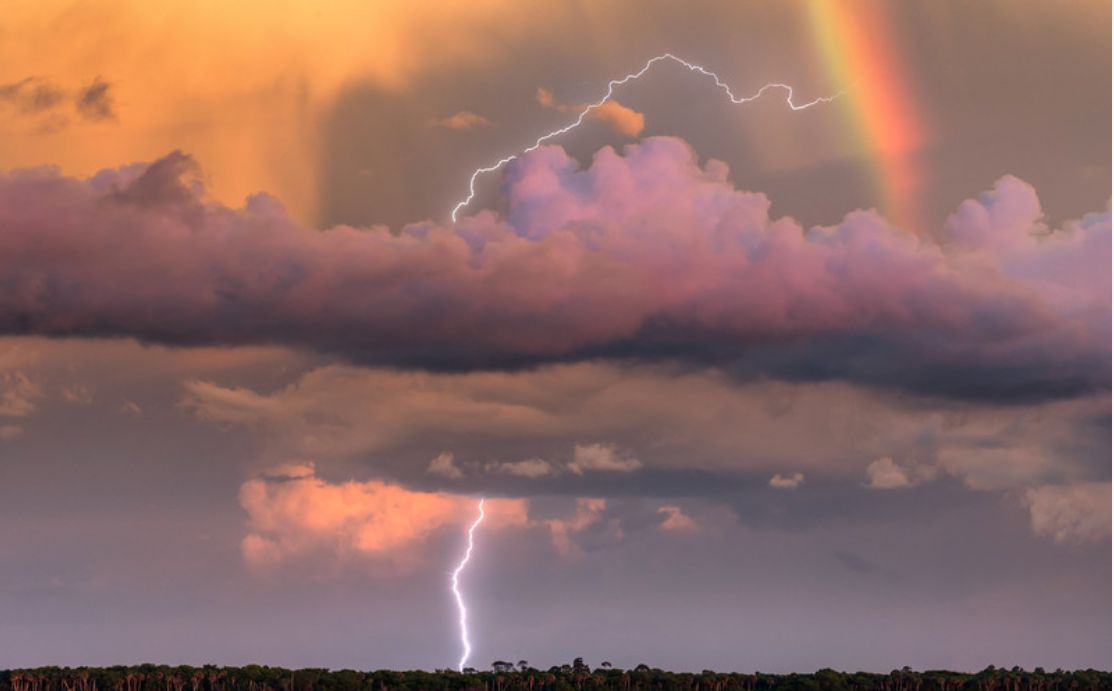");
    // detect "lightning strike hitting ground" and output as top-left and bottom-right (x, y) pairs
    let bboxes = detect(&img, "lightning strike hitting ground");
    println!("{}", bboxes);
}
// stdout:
(451, 498), (486, 672)
(450, 52), (845, 221)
